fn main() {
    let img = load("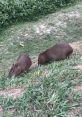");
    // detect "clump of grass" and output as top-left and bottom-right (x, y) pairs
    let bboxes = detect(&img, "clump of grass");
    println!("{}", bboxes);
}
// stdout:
(0, 57), (82, 116)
